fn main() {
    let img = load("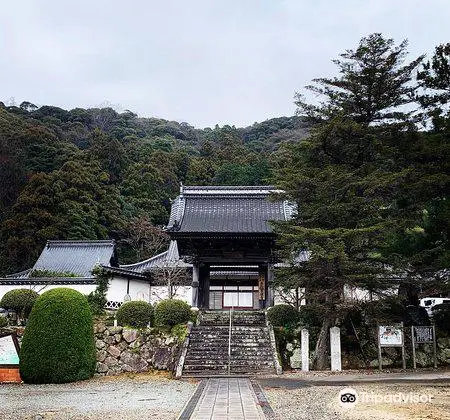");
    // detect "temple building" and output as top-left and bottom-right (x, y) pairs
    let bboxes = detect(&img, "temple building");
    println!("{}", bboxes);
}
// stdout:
(166, 186), (294, 310)
(0, 186), (295, 310)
